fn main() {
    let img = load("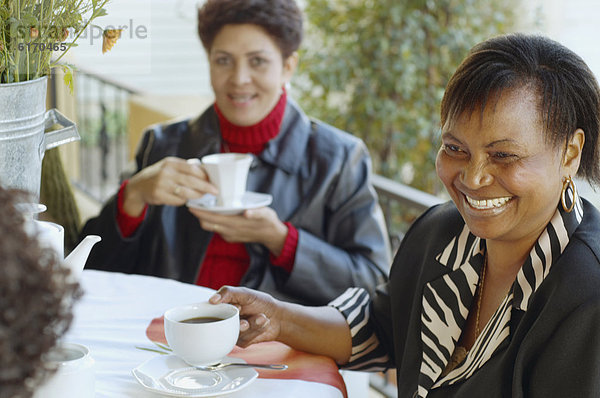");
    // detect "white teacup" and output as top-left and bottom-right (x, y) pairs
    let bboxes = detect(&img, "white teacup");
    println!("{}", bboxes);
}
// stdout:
(164, 303), (240, 366)
(34, 343), (95, 398)
(201, 153), (253, 207)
